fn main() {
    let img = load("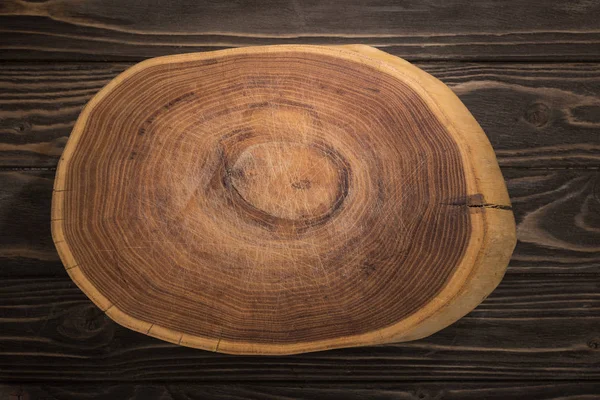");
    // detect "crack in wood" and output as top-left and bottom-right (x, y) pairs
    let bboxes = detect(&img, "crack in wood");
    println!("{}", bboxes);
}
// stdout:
(441, 202), (513, 211)
(467, 203), (513, 211)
